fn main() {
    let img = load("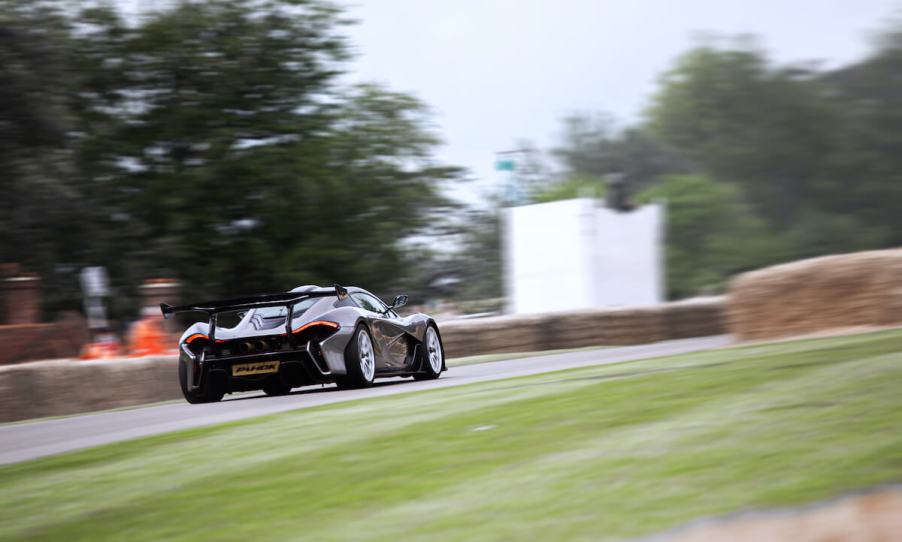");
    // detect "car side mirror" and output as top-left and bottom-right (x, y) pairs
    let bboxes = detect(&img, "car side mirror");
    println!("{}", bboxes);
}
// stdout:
(391, 294), (408, 309)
